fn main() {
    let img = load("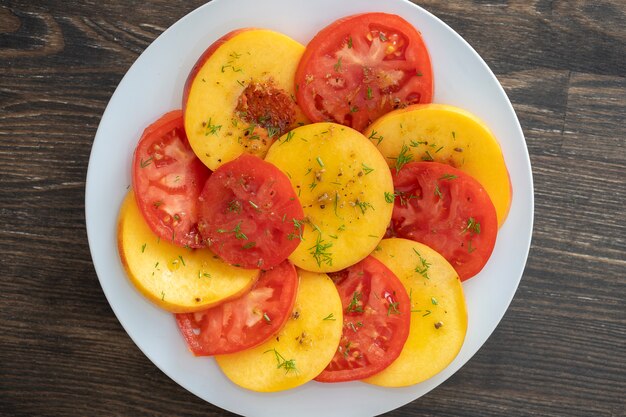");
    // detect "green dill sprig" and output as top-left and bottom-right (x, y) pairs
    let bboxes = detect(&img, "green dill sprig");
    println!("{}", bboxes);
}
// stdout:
(461, 217), (481, 235)
(368, 130), (384, 145)
(264, 348), (298, 374)
(204, 118), (222, 136)
(322, 313), (336, 321)
(308, 233), (333, 267)
(413, 248), (431, 279)
(346, 291), (363, 313)
(361, 163), (374, 175)
(391, 143), (413, 172)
